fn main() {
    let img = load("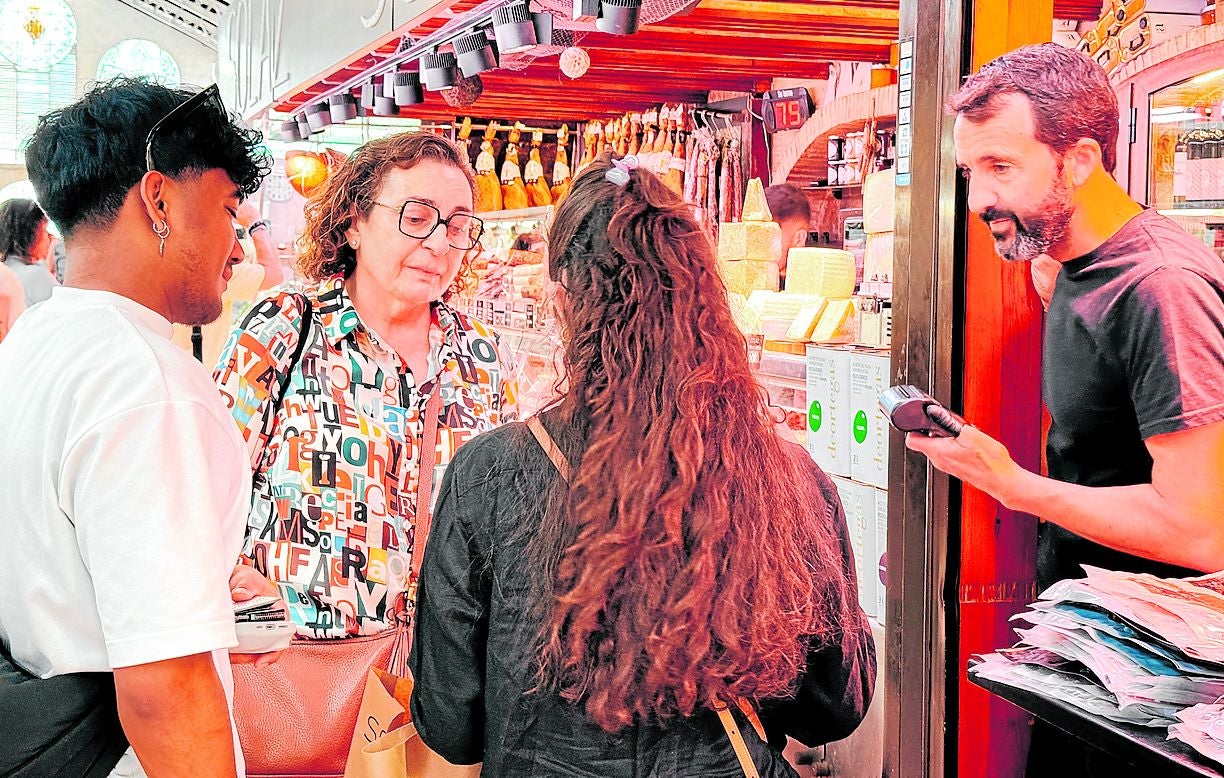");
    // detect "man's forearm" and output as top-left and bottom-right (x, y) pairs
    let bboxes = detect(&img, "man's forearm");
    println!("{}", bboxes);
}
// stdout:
(114, 653), (236, 777)
(1002, 471), (1219, 573)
